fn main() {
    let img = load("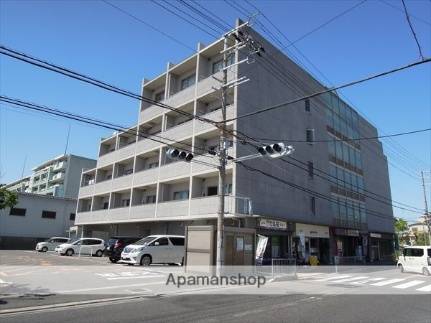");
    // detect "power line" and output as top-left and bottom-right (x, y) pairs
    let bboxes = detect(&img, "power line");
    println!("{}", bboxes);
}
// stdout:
(253, 127), (431, 143)
(400, 0), (425, 60)
(102, 0), (196, 52)
(225, 57), (431, 122)
(0, 96), (219, 167)
(379, 0), (431, 26)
